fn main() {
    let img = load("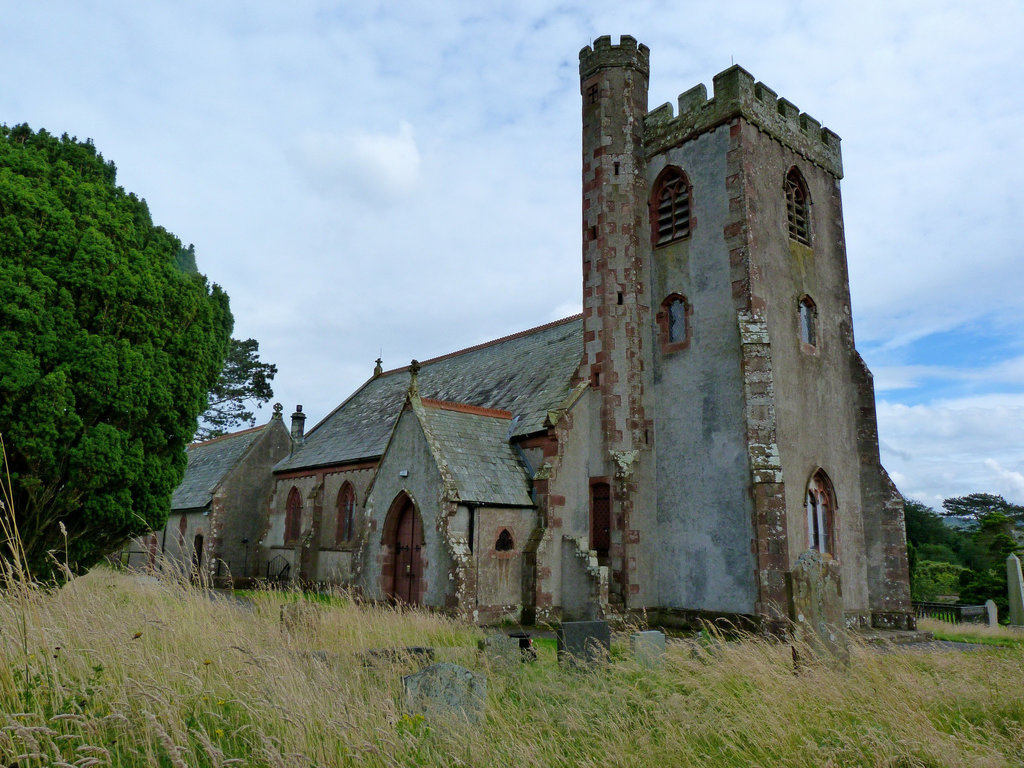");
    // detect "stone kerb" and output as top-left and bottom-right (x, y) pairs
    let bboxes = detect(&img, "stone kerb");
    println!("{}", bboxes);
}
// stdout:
(786, 550), (850, 664)
(403, 663), (486, 725)
(1007, 554), (1024, 626)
